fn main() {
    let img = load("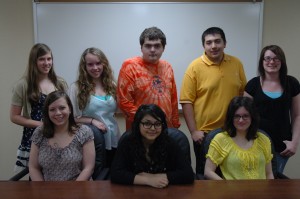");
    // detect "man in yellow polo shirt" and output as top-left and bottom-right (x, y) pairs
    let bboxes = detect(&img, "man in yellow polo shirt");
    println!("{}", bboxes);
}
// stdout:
(180, 27), (247, 174)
